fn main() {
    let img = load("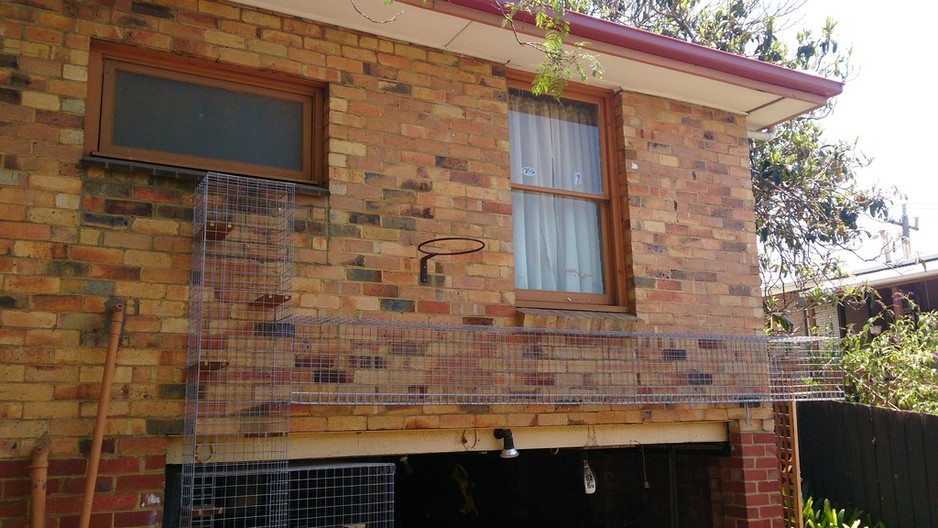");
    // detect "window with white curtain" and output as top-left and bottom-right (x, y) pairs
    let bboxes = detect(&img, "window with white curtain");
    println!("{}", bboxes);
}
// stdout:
(508, 84), (616, 307)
